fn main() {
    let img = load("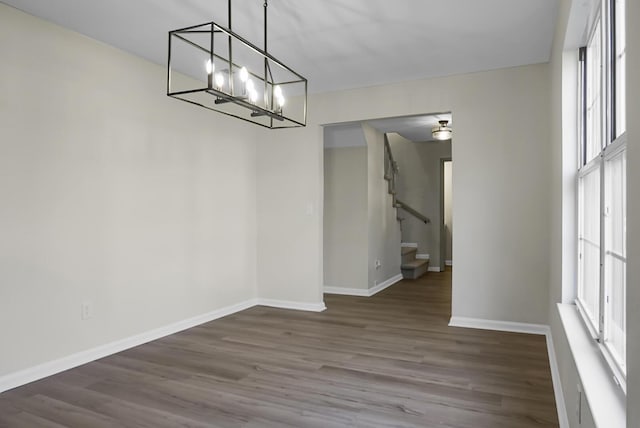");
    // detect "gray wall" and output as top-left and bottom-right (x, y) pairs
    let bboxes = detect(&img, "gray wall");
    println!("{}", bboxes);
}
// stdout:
(387, 133), (452, 269)
(323, 144), (368, 290)
(323, 124), (401, 291)
(0, 5), (258, 376)
(363, 124), (402, 288)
